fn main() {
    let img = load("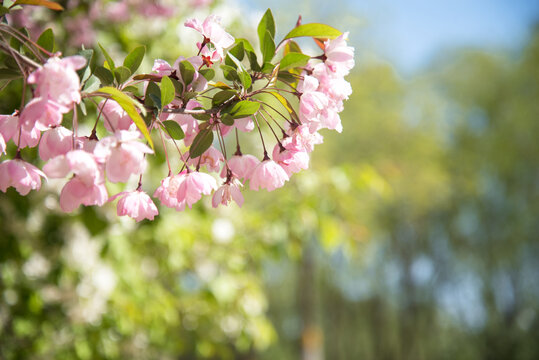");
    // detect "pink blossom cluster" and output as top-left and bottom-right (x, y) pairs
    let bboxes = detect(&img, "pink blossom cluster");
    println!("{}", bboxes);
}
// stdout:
(0, 15), (354, 223)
